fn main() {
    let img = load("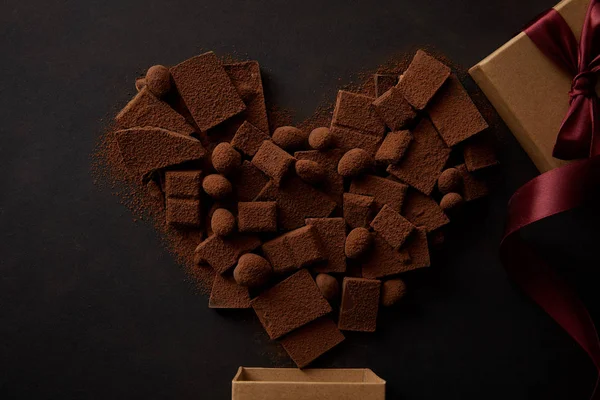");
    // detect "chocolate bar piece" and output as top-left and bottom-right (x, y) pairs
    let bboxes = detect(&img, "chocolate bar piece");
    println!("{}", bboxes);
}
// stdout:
(165, 170), (202, 199)
(115, 88), (195, 135)
(387, 119), (451, 195)
(457, 164), (489, 201)
(116, 127), (206, 179)
(306, 218), (347, 274)
(237, 201), (277, 233)
(427, 75), (489, 146)
(463, 135), (498, 172)
(295, 149), (345, 206)
(231, 120), (271, 157)
(330, 125), (384, 156)
(375, 130), (413, 165)
(251, 269), (332, 339)
(397, 50), (451, 110)
(370, 204), (415, 249)
(372, 87), (416, 131)
(280, 318), (345, 368)
(255, 177), (337, 231)
(286, 225), (326, 268)
(361, 234), (412, 279)
(170, 51), (245, 131)
(349, 174), (408, 212)
(332, 90), (386, 136)
(401, 189), (449, 232)
(338, 277), (381, 332)
(262, 235), (296, 274)
(224, 61), (269, 133)
(194, 234), (261, 274)
(343, 193), (375, 229)
(166, 198), (201, 227)
(252, 141), (295, 186)
(209, 274), (251, 309)
(230, 160), (269, 202)
(374, 74), (399, 98)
